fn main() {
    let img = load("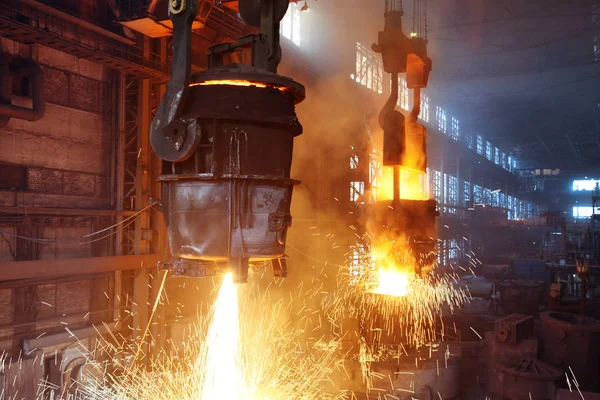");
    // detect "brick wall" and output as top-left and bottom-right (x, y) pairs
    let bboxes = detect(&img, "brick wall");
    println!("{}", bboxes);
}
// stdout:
(26, 166), (106, 198)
